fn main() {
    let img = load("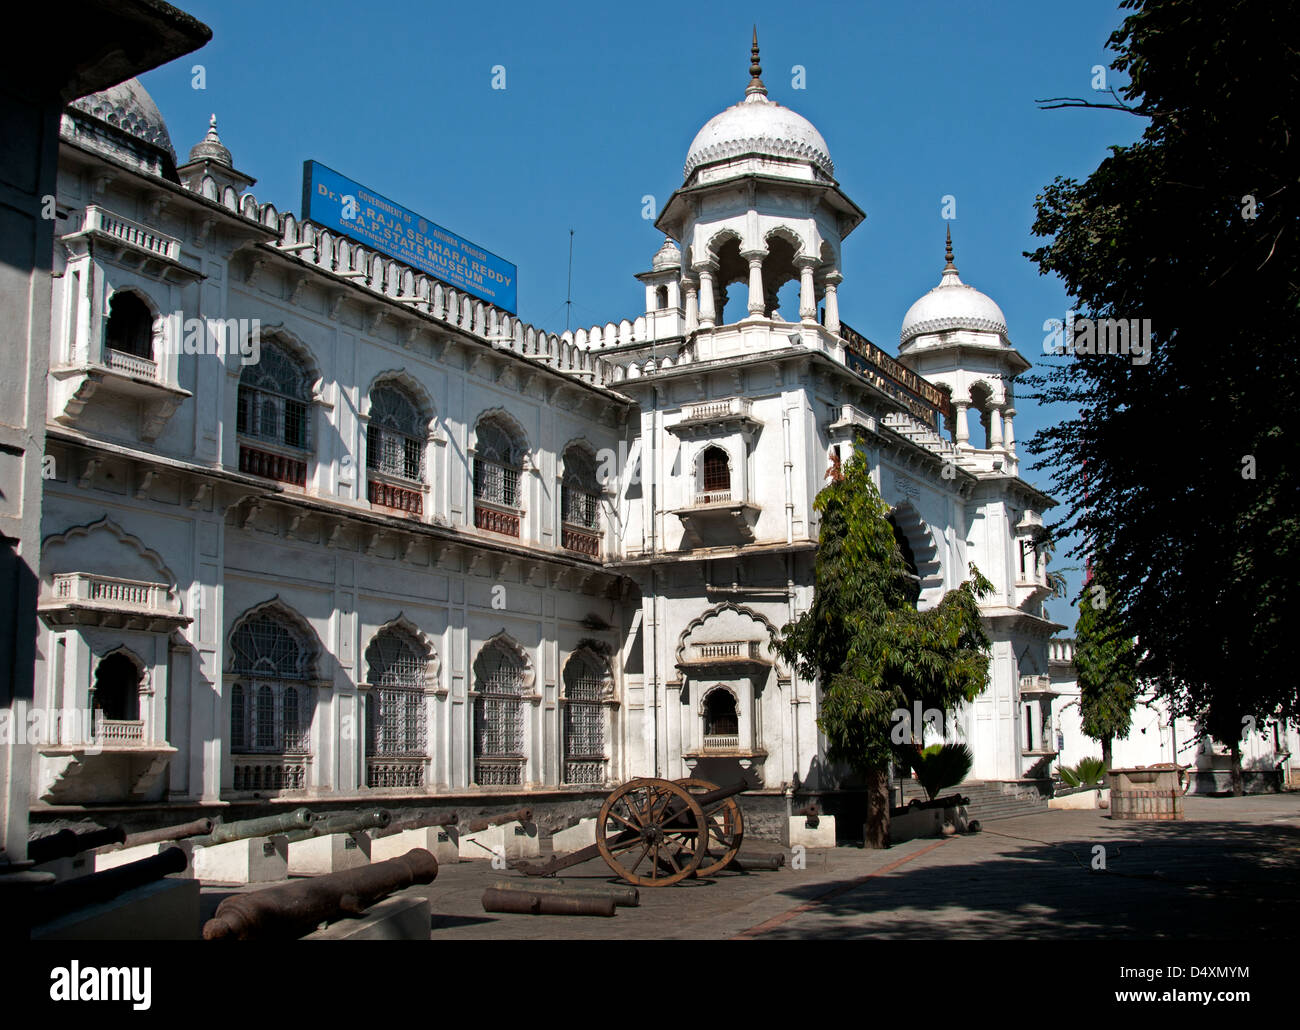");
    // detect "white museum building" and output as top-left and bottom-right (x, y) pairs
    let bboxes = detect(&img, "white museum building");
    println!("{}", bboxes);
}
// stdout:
(25, 38), (1280, 828)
